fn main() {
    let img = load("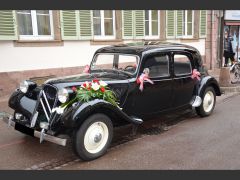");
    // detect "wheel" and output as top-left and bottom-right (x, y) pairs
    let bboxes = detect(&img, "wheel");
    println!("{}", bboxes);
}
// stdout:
(195, 86), (216, 117)
(72, 113), (113, 161)
(230, 64), (240, 84)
